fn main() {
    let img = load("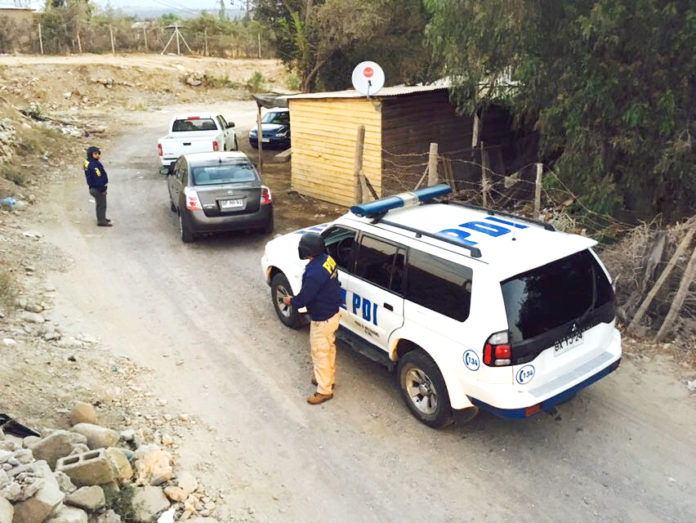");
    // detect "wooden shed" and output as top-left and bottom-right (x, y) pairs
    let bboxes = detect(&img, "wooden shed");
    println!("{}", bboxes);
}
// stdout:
(288, 86), (476, 207)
